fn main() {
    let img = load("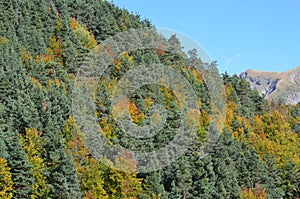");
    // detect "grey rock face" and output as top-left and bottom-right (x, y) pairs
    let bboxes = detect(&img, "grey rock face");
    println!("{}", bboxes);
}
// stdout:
(239, 66), (300, 104)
